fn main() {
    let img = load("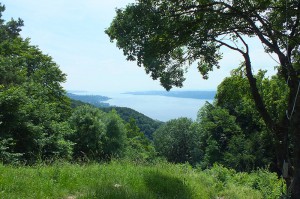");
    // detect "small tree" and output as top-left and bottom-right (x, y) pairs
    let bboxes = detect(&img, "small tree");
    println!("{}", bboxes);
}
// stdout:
(153, 117), (201, 165)
(68, 105), (106, 161)
(103, 110), (127, 159)
(125, 117), (156, 162)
